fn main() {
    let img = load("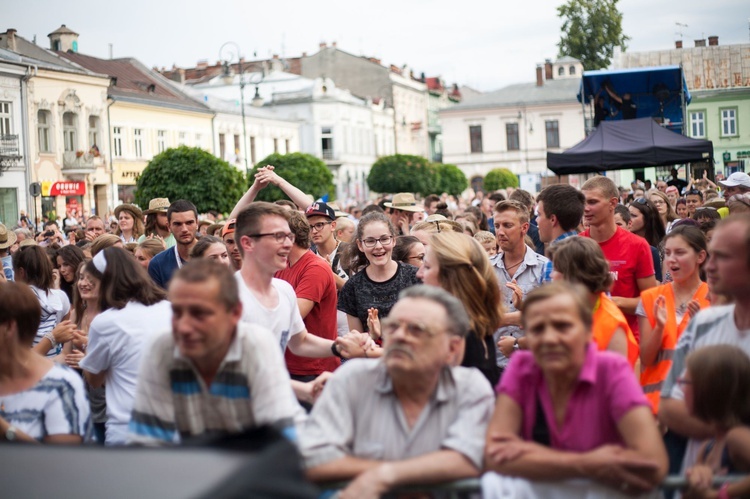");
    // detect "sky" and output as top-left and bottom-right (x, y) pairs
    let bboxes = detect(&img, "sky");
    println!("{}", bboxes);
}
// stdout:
(5, 0), (750, 92)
